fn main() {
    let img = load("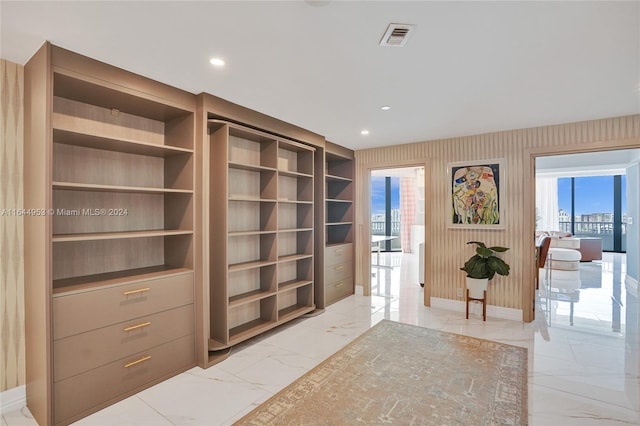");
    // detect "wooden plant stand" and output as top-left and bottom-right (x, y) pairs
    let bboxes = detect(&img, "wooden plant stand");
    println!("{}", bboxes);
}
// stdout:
(466, 288), (487, 321)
